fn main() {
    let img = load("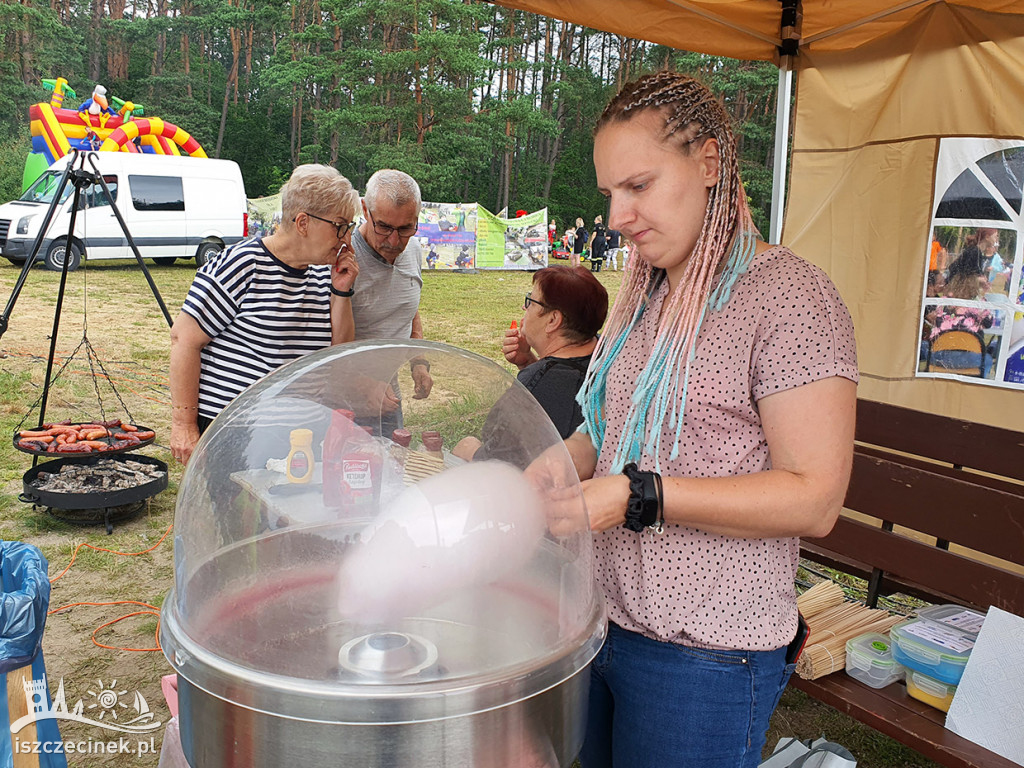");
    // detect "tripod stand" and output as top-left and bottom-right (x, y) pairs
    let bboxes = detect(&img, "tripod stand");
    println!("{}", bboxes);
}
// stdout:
(0, 149), (175, 436)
